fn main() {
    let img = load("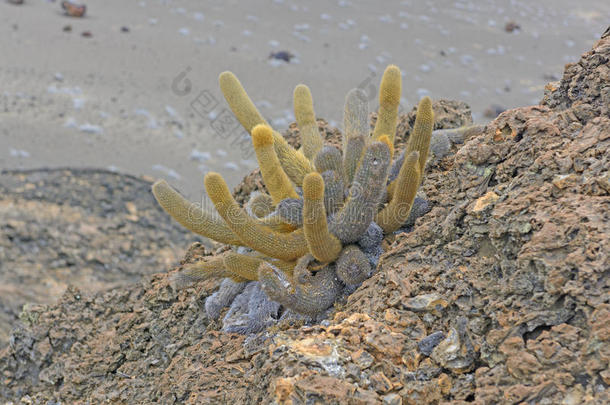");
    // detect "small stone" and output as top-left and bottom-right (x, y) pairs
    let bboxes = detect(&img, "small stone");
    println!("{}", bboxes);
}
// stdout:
(125, 202), (138, 216)
(596, 172), (610, 193)
(269, 51), (294, 62)
(429, 131), (451, 160)
(403, 293), (448, 314)
(351, 349), (374, 369)
(504, 21), (521, 33)
(382, 393), (402, 405)
(346, 363), (361, 380)
(430, 327), (475, 373)
(601, 369), (610, 385)
(506, 351), (541, 379)
(552, 173), (580, 189)
(437, 373), (452, 395)
(498, 335), (524, 356)
(62, 1), (87, 17)
(274, 377), (295, 403)
(369, 371), (392, 394)
(293, 338), (333, 358)
(401, 351), (420, 371)
(418, 331), (445, 356)
(504, 384), (535, 403)
(473, 191), (499, 212)
(562, 386), (585, 405)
